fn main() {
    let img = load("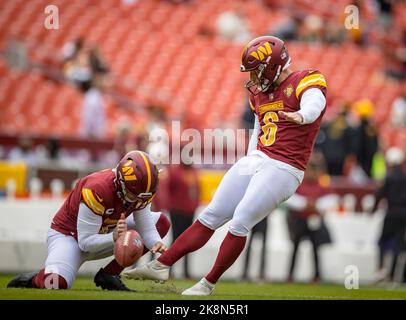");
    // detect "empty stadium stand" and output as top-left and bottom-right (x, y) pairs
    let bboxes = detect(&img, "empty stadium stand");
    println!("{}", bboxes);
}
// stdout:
(0, 0), (405, 148)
